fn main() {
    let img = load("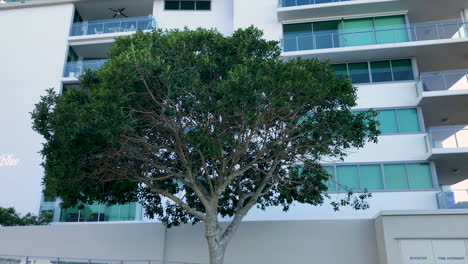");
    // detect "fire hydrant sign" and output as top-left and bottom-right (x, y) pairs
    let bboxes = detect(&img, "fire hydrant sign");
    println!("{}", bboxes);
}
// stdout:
(401, 240), (468, 264)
